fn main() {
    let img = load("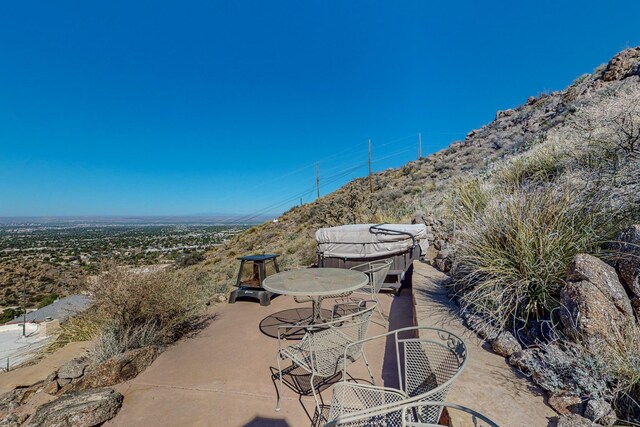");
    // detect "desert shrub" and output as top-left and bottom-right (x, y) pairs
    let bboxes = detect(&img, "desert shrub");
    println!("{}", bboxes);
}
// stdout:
(91, 267), (209, 332)
(453, 183), (613, 331)
(89, 320), (164, 363)
(175, 250), (205, 268)
(571, 84), (640, 173)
